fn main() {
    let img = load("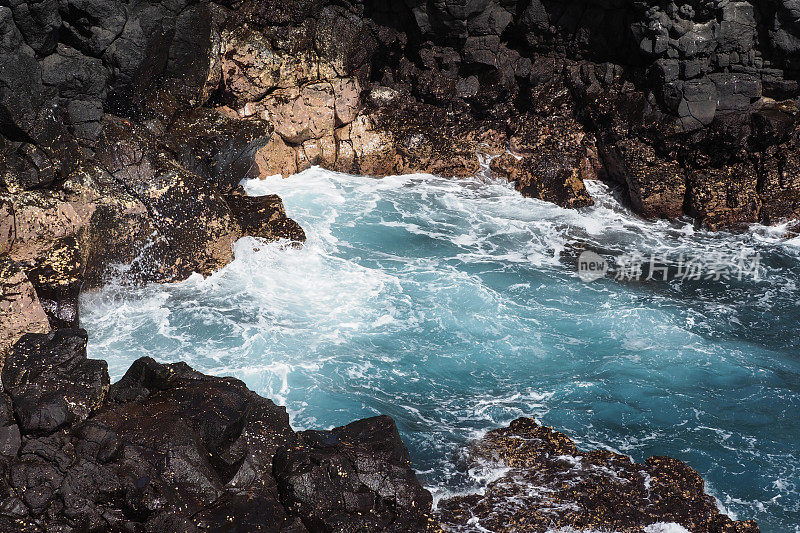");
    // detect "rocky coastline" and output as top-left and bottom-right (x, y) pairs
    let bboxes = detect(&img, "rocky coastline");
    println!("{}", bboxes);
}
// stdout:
(2, 0), (795, 530)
